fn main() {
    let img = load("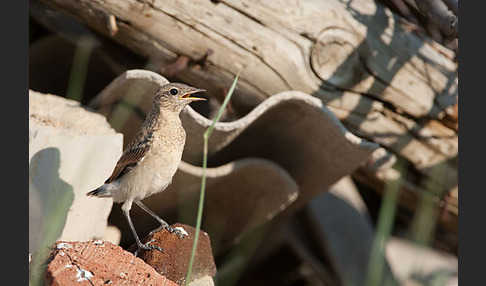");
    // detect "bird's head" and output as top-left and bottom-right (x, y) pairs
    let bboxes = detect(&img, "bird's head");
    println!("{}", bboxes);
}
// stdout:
(154, 83), (206, 113)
